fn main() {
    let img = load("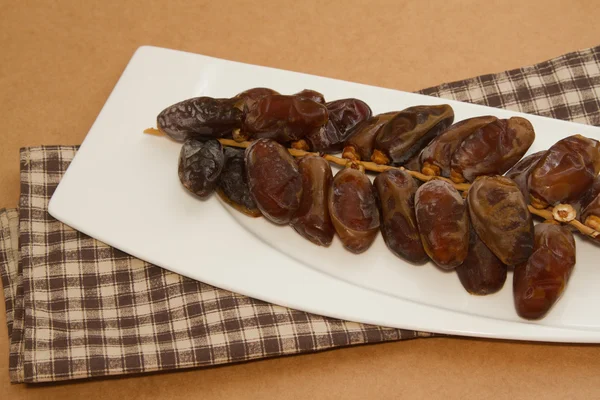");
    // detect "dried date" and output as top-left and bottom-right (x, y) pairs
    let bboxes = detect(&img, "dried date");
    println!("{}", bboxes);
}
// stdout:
(178, 139), (225, 198)
(342, 112), (397, 161)
(504, 151), (546, 201)
(233, 87), (280, 112)
(217, 147), (261, 217)
(294, 89), (326, 104)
